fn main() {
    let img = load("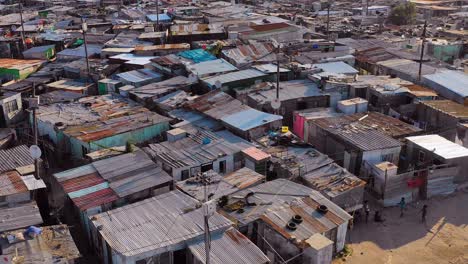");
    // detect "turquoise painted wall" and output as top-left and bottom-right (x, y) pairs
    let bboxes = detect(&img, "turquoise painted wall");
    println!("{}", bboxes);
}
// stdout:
(69, 121), (170, 158)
